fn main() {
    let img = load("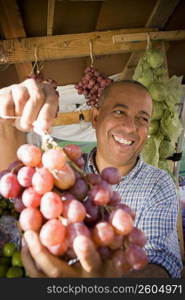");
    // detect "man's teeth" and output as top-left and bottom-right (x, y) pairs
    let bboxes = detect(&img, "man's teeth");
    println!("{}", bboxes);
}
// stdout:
(114, 135), (133, 145)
